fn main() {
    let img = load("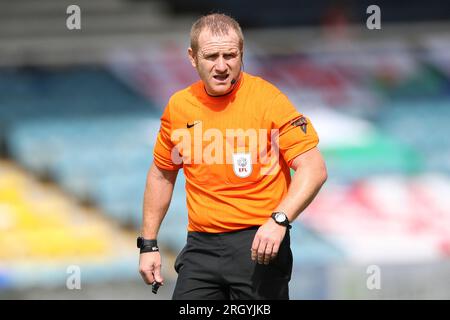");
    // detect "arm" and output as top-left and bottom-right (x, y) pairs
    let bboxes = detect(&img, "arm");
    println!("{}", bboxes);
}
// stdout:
(273, 146), (327, 222)
(251, 147), (327, 265)
(139, 161), (178, 285)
